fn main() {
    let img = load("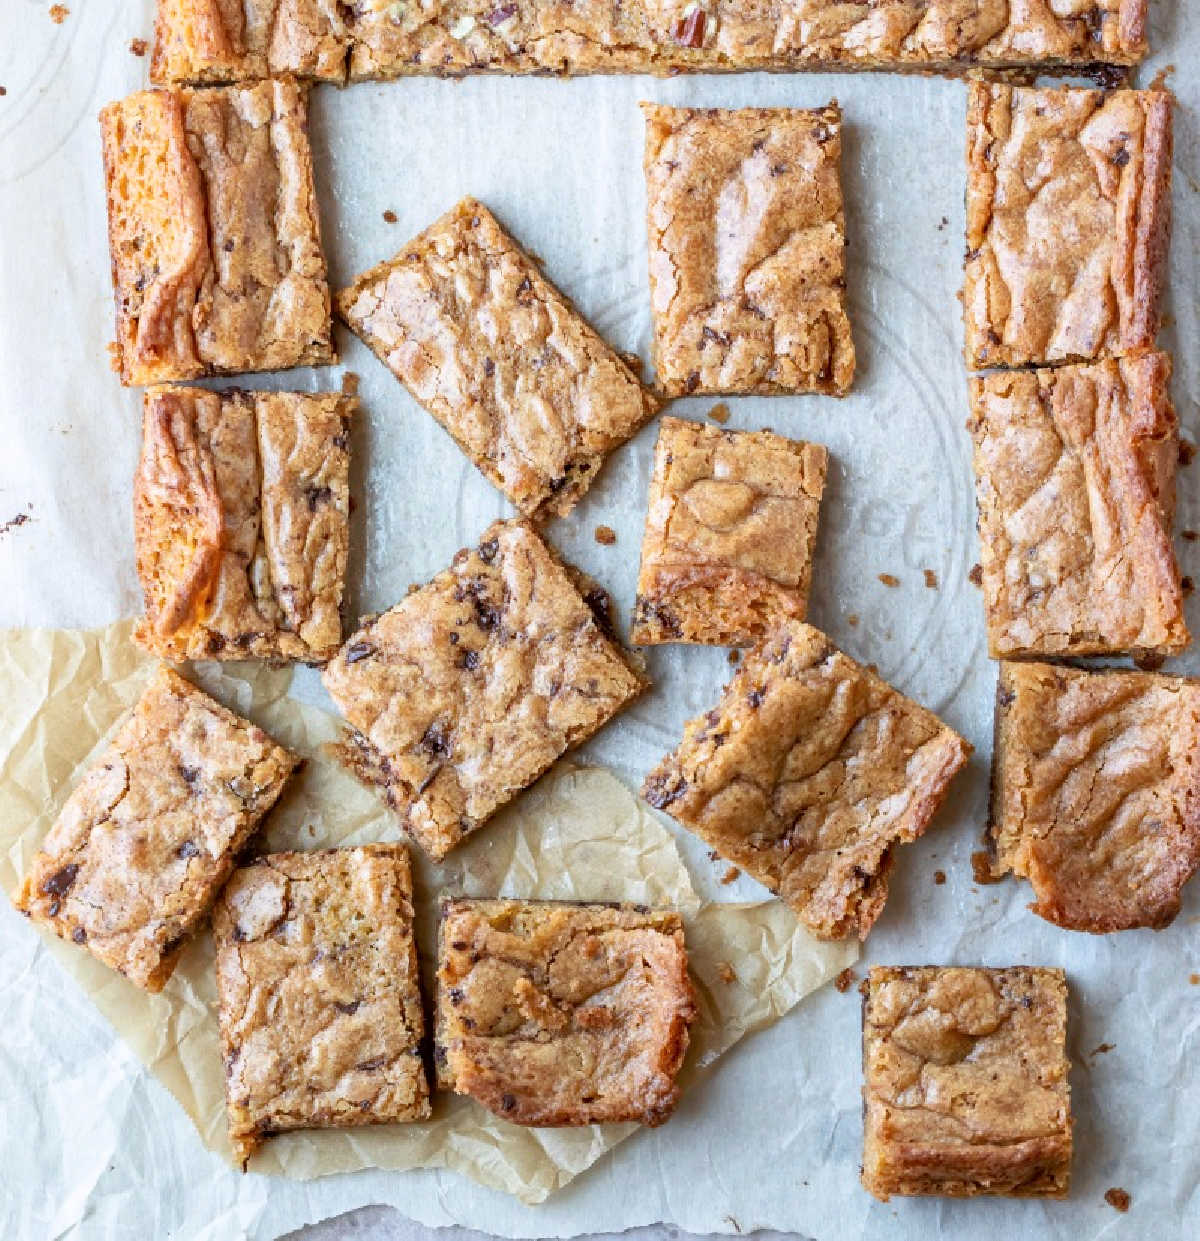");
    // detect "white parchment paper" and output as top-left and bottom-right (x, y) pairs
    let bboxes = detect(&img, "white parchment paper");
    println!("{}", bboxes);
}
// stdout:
(1, 0), (1198, 1238)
